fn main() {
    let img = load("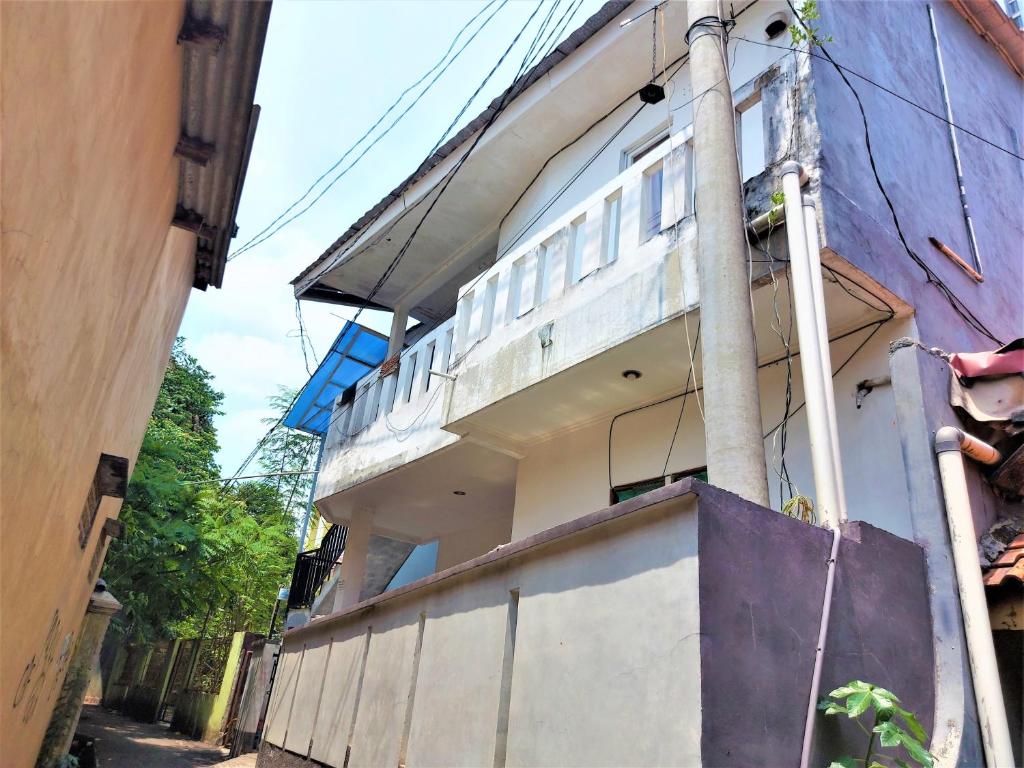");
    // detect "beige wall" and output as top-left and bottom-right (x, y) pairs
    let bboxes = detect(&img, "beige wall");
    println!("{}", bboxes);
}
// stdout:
(512, 322), (916, 541)
(1, 3), (195, 765)
(435, 512), (512, 572)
